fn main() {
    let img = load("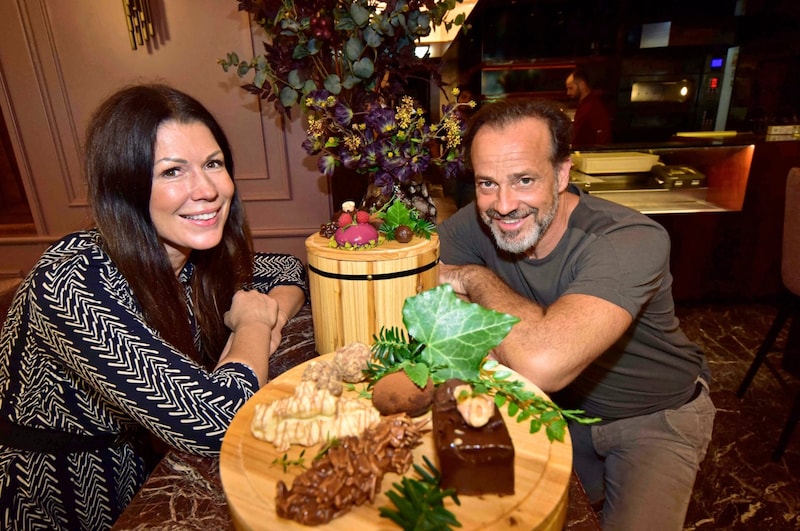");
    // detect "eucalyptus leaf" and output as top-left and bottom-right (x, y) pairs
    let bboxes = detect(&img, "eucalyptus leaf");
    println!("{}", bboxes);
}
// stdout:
(349, 2), (370, 26)
(403, 285), (520, 381)
(279, 86), (299, 107)
(341, 75), (361, 89)
(253, 69), (267, 89)
(236, 61), (251, 77)
(323, 74), (342, 95)
(287, 70), (303, 90)
(417, 12), (432, 35)
(302, 79), (317, 95)
(345, 38), (364, 61)
(292, 43), (310, 60)
(352, 57), (374, 79)
(364, 26), (383, 48)
(306, 38), (322, 56)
